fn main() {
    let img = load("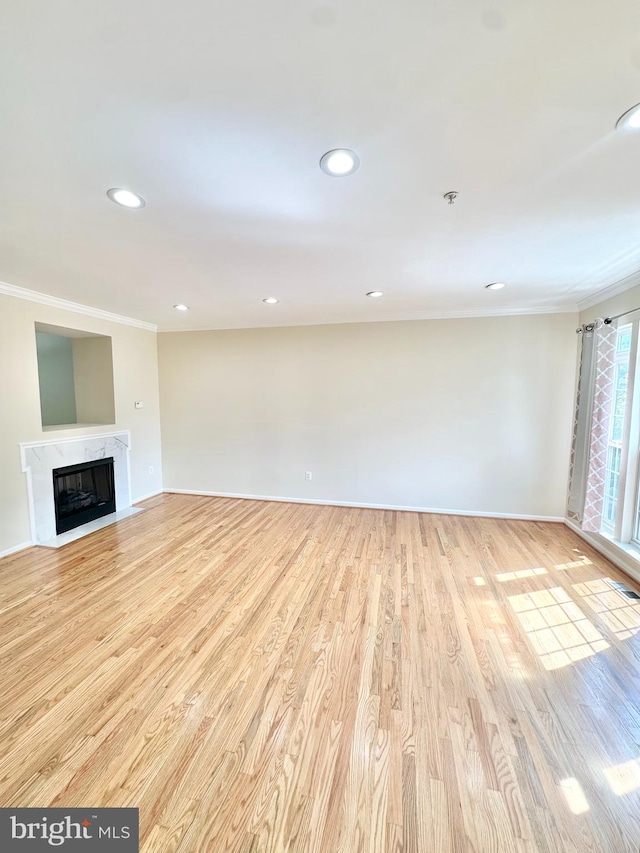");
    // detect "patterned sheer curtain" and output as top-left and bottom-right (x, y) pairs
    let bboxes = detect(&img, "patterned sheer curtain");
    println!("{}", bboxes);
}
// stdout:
(567, 319), (618, 531)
